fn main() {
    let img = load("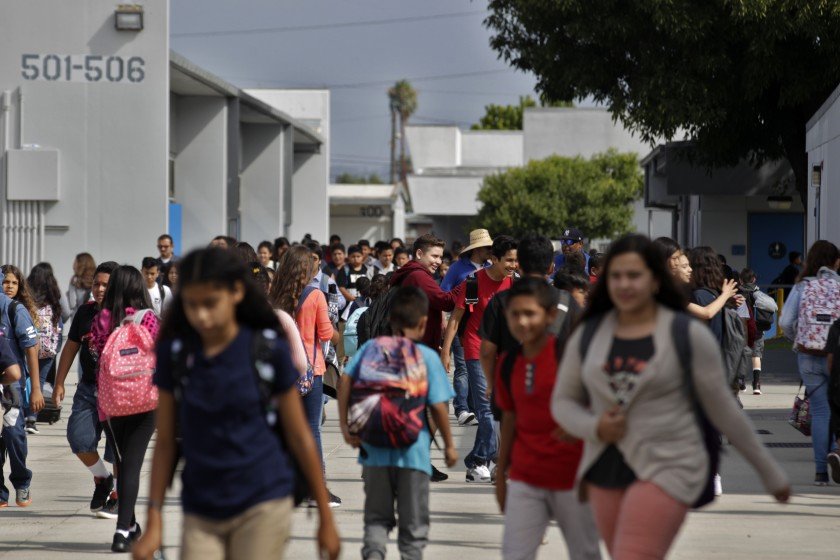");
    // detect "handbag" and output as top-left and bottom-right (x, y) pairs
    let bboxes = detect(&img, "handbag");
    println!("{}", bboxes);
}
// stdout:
(789, 381), (826, 436)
